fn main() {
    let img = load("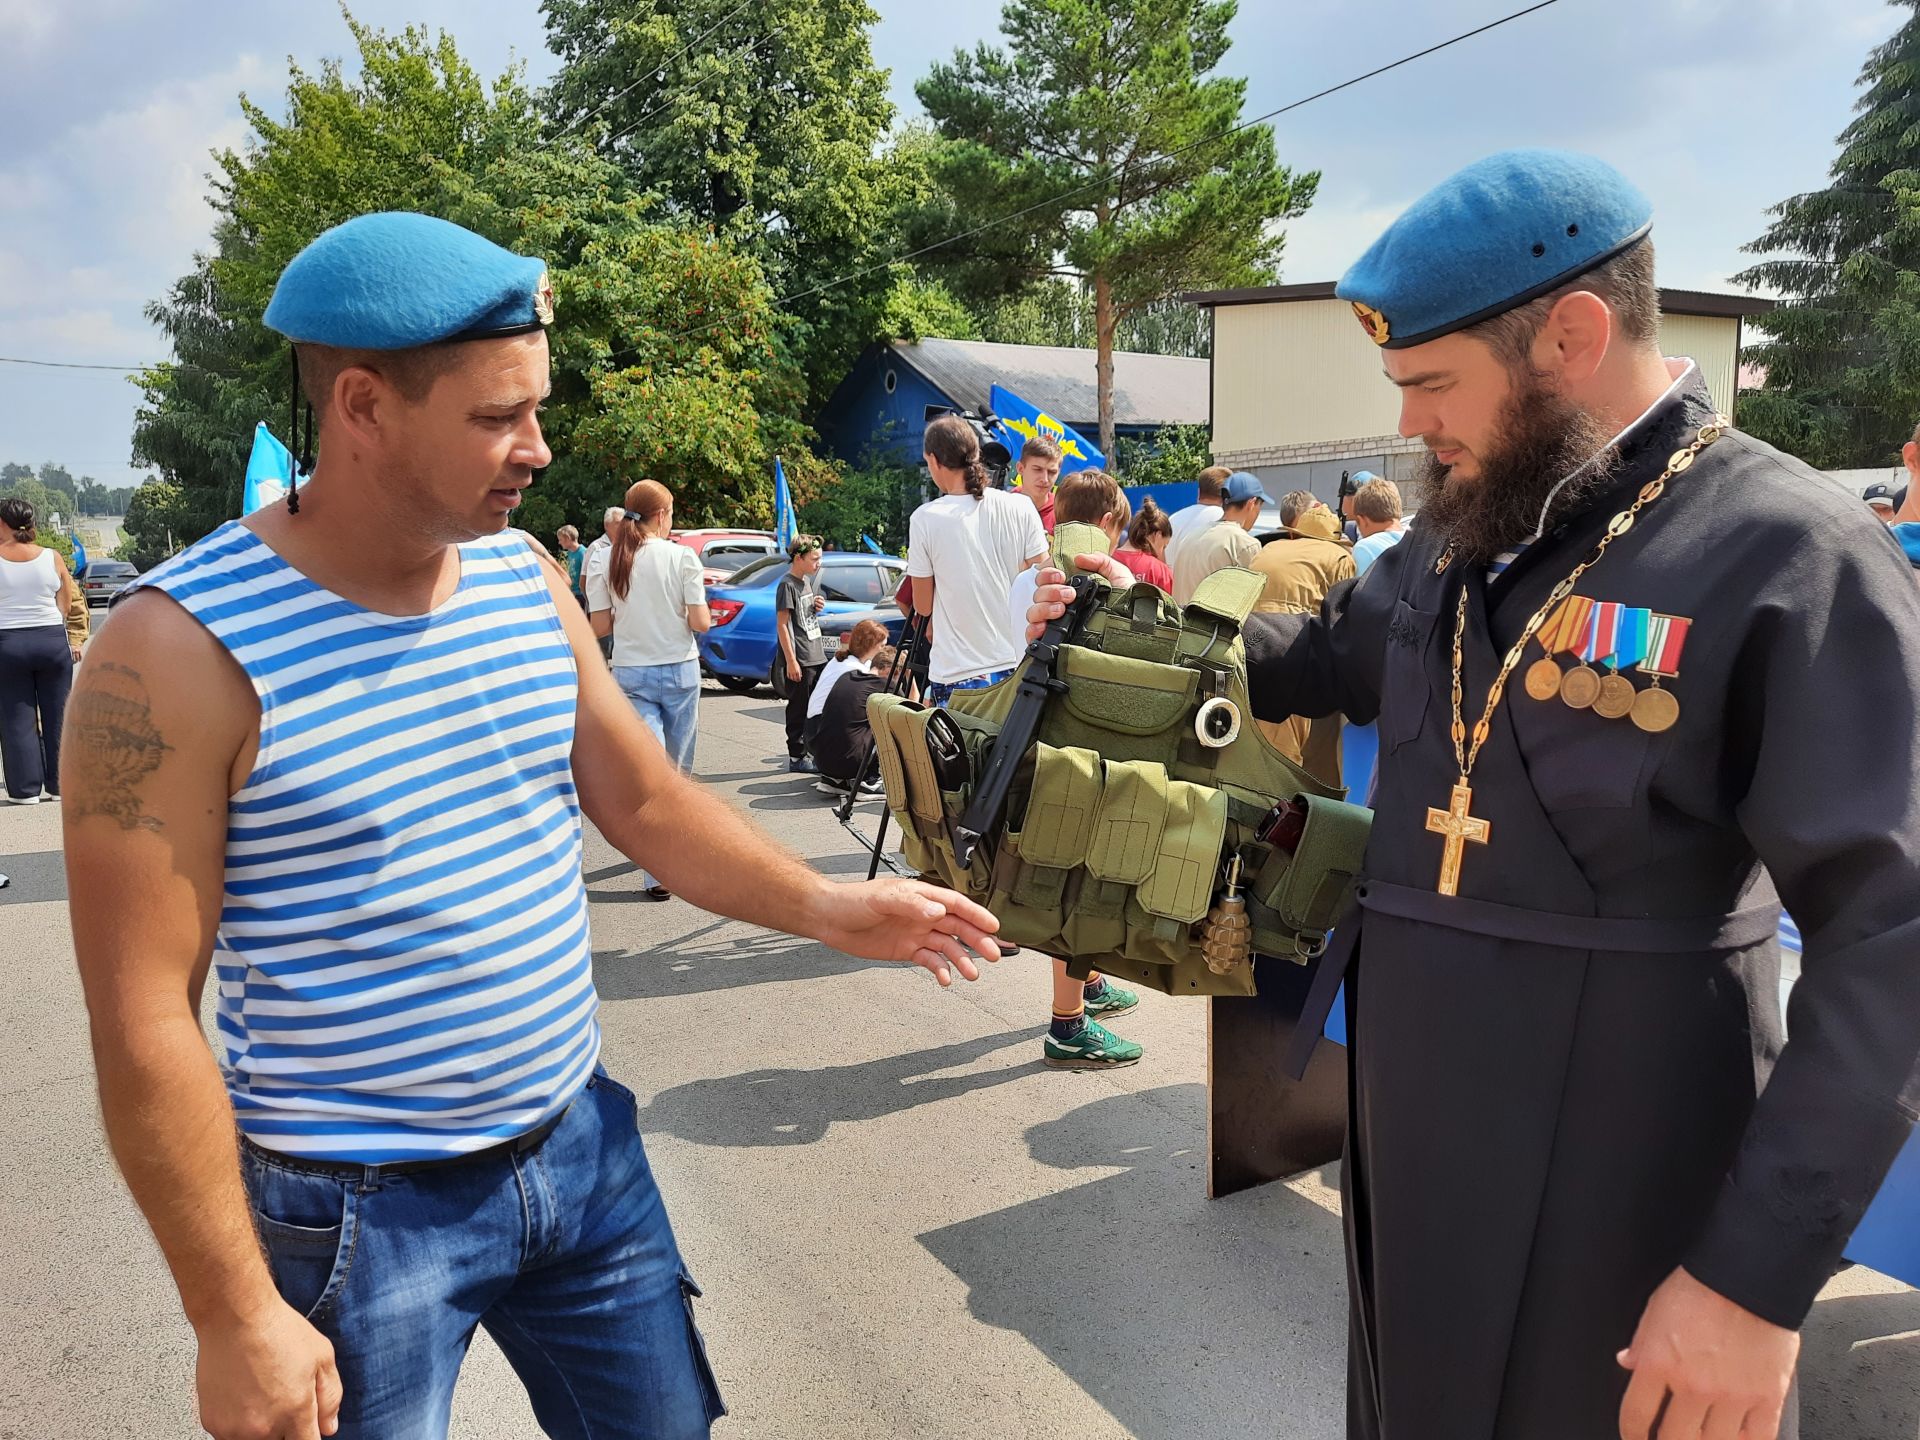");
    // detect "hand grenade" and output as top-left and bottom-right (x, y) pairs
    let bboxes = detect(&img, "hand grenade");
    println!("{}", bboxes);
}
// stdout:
(1200, 856), (1253, 976)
